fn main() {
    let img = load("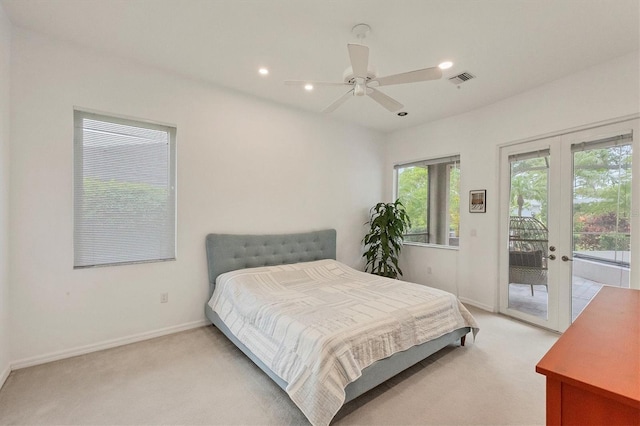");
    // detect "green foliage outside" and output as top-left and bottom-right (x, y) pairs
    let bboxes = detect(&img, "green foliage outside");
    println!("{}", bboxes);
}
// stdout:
(397, 167), (428, 242)
(81, 178), (169, 223)
(397, 165), (460, 244)
(572, 146), (631, 253)
(449, 166), (460, 238)
(510, 157), (549, 226)
(510, 145), (631, 255)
